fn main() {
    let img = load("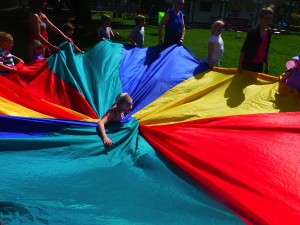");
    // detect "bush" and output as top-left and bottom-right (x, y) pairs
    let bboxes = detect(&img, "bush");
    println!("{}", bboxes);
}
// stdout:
(0, 0), (16, 8)
(290, 13), (300, 26)
(289, 25), (300, 32)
